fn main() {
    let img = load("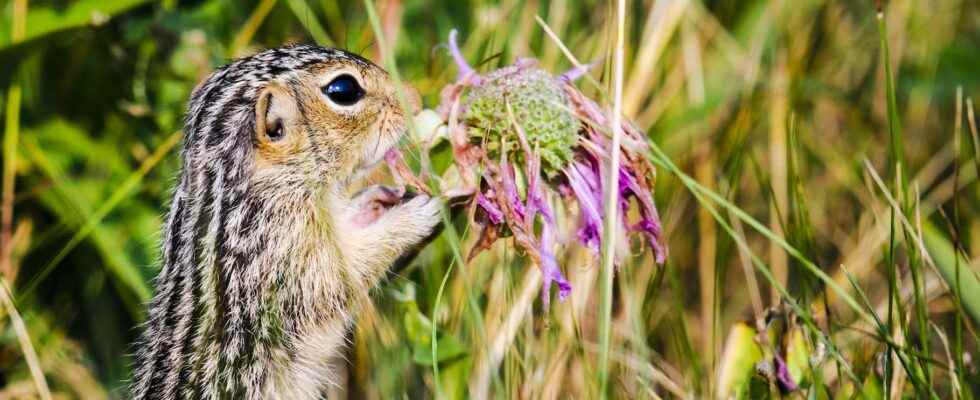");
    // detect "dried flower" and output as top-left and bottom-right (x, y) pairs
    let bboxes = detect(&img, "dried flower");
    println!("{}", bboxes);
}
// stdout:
(387, 30), (667, 305)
